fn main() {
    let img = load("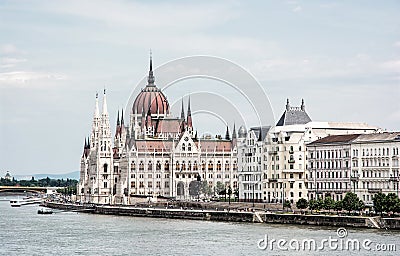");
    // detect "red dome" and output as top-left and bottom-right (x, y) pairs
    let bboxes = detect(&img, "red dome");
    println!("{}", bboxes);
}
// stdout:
(132, 86), (169, 115)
